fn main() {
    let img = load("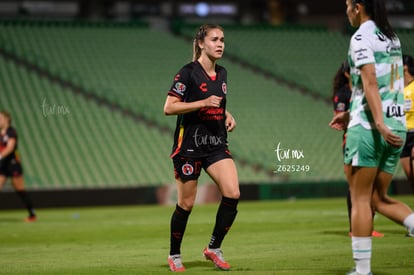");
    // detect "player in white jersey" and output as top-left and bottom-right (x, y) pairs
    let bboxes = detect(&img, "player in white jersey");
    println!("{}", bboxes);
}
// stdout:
(330, 1), (414, 274)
